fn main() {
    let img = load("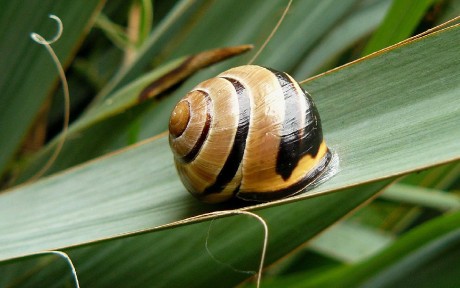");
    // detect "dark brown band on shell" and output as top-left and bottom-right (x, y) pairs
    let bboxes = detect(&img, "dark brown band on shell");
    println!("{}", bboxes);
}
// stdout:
(237, 148), (332, 201)
(181, 91), (212, 163)
(266, 68), (323, 180)
(301, 89), (323, 157)
(203, 78), (251, 194)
